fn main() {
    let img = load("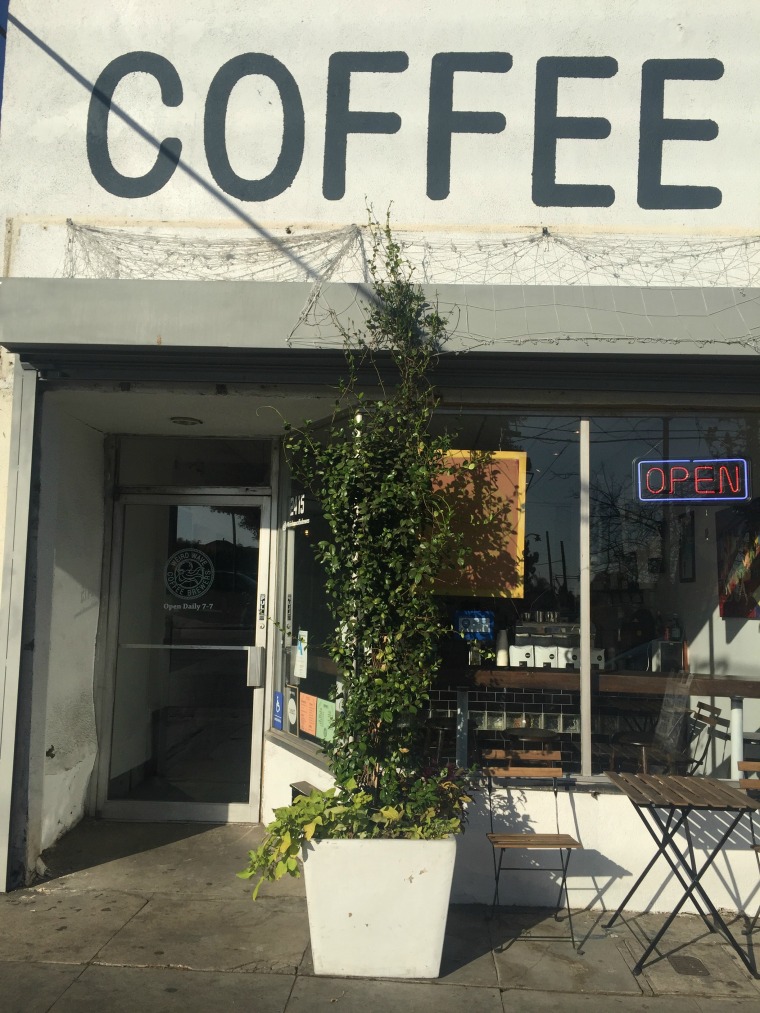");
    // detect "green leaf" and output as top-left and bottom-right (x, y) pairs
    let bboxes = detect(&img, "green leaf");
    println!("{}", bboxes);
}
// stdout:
(278, 831), (292, 854)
